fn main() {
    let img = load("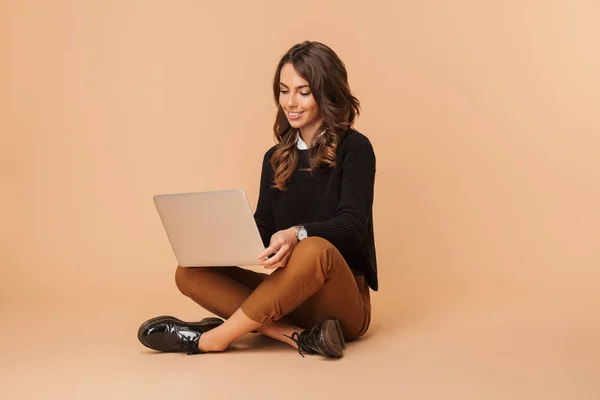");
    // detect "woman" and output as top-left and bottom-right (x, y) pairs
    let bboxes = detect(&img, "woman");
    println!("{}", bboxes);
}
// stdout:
(138, 41), (378, 359)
